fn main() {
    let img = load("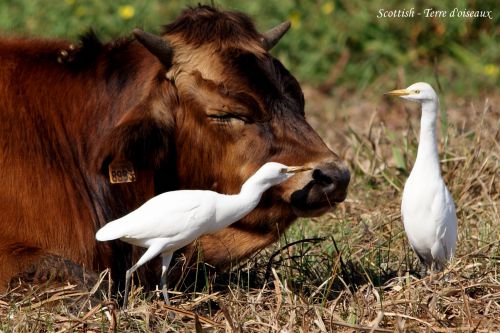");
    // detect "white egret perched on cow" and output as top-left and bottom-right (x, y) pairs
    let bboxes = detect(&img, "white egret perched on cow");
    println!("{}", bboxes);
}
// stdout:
(96, 162), (311, 307)
(386, 82), (457, 274)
